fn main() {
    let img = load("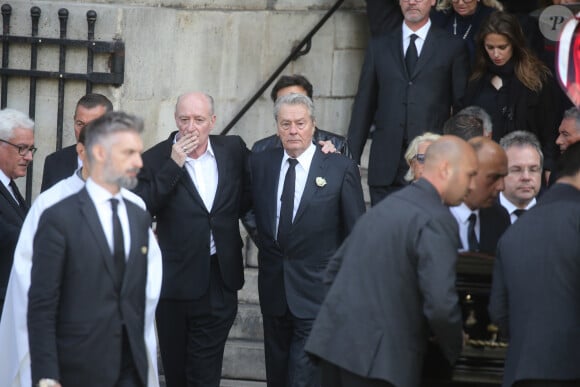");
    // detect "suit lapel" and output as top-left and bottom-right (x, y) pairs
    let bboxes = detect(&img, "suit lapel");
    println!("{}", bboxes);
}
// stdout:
(0, 181), (25, 219)
(210, 136), (226, 213)
(267, 149), (284, 236)
(389, 29), (408, 80)
(122, 200), (147, 293)
(79, 188), (121, 289)
(293, 148), (325, 225)
(411, 27), (437, 78)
